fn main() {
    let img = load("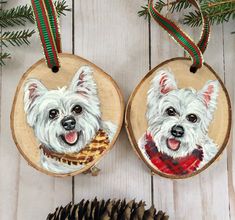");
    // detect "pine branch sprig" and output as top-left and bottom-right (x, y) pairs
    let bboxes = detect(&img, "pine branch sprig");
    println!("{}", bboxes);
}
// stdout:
(170, 0), (191, 12)
(0, 4), (34, 28)
(183, 10), (202, 27)
(138, 0), (235, 27)
(183, 0), (235, 26)
(137, 1), (167, 19)
(54, 0), (70, 16)
(1, 29), (35, 47)
(202, 0), (235, 25)
(138, 5), (149, 19)
(0, 52), (10, 65)
(0, 0), (70, 66)
(138, 0), (191, 19)
(0, 0), (70, 28)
